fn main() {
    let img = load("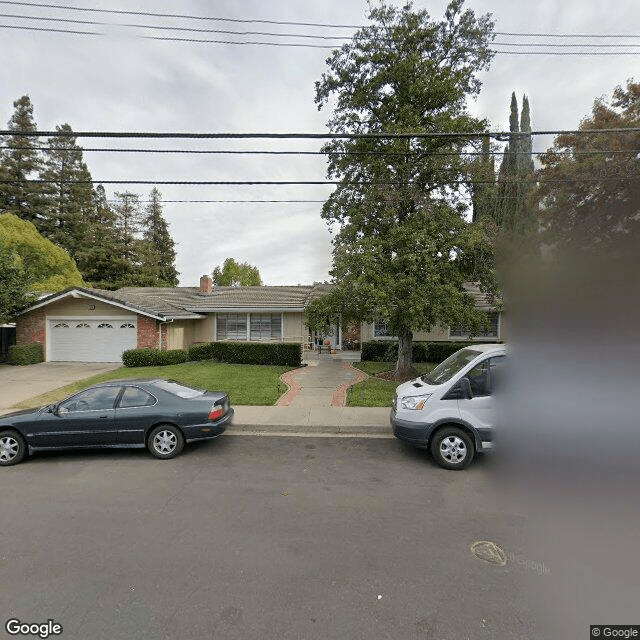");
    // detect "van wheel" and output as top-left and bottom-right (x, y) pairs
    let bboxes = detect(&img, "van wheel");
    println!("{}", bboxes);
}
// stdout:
(431, 427), (474, 470)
